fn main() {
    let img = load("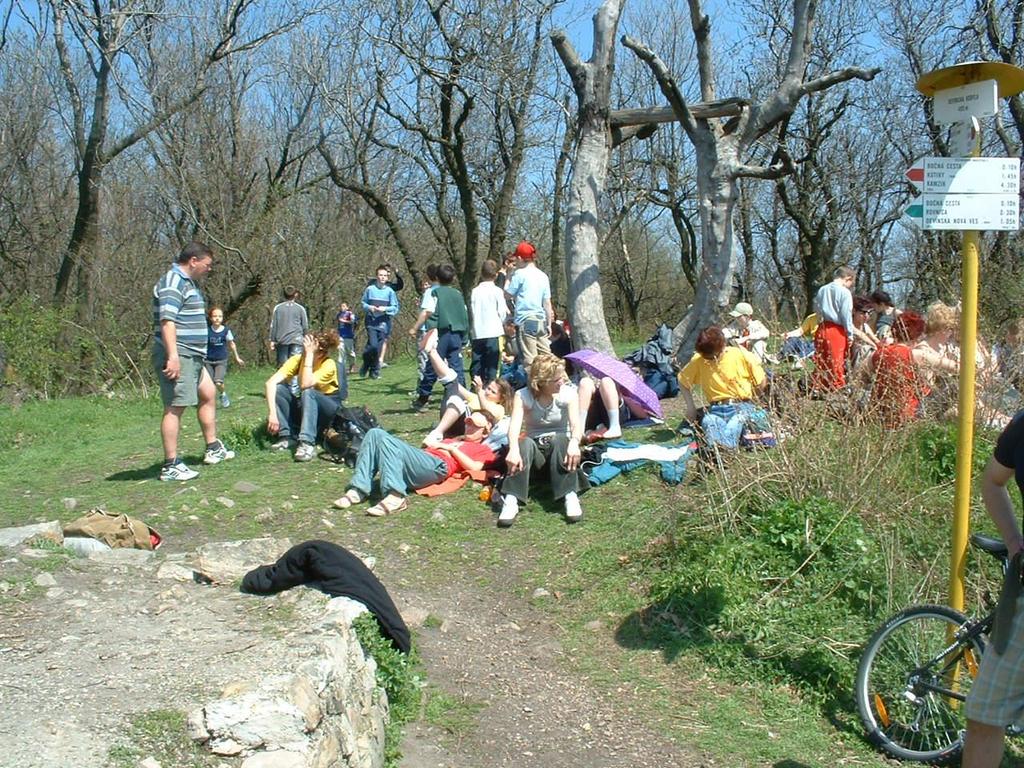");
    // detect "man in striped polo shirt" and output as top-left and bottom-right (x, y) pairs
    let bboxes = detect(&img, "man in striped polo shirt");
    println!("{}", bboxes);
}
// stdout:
(152, 241), (234, 481)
